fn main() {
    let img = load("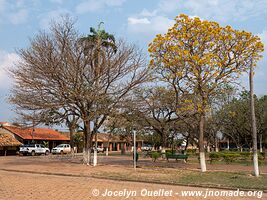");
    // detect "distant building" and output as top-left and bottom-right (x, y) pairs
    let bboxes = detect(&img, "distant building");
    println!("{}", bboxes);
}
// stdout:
(0, 122), (69, 151)
(92, 133), (143, 152)
(0, 129), (21, 156)
(62, 131), (144, 152)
